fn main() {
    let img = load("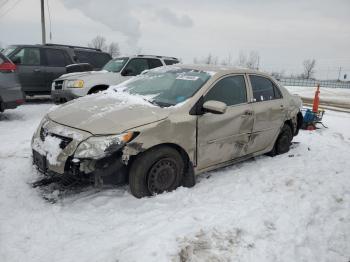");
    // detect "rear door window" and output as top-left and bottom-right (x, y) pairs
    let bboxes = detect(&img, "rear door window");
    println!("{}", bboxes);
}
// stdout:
(147, 58), (162, 69)
(204, 75), (247, 106)
(44, 49), (68, 67)
(11, 47), (41, 65)
(249, 75), (281, 102)
(123, 58), (149, 76)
